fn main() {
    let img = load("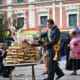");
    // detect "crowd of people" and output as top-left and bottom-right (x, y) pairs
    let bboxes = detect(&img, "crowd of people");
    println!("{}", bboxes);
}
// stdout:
(36, 19), (80, 80)
(0, 19), (80, 80)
